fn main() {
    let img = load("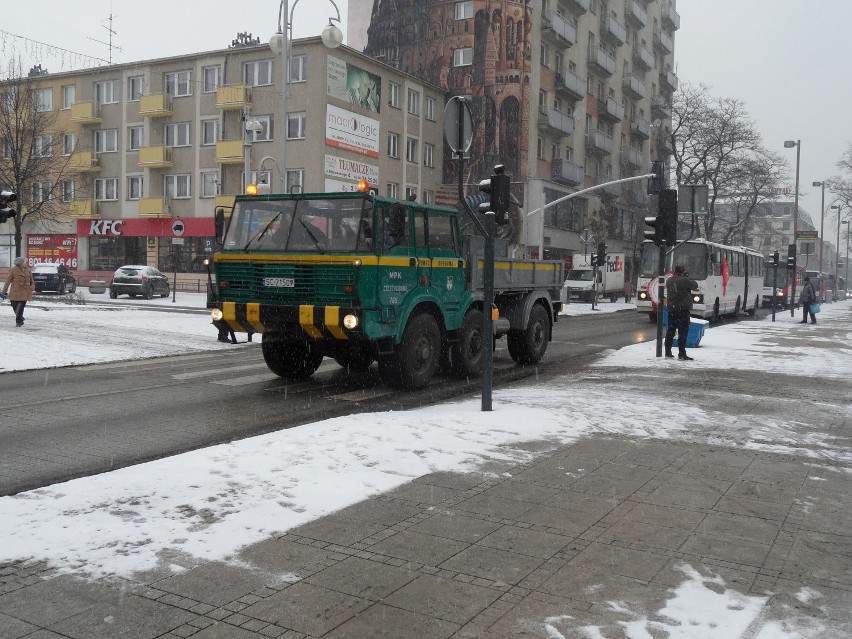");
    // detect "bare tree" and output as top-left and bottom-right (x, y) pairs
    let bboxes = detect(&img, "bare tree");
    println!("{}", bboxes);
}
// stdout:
(0, 61), (74, 256)
(826, 144), (852, 208)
